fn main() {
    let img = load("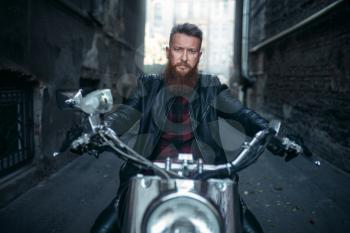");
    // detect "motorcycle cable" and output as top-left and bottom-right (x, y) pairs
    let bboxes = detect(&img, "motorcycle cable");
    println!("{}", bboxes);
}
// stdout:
(193, 129), (273, 180)
(98, 132), (182, 180)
